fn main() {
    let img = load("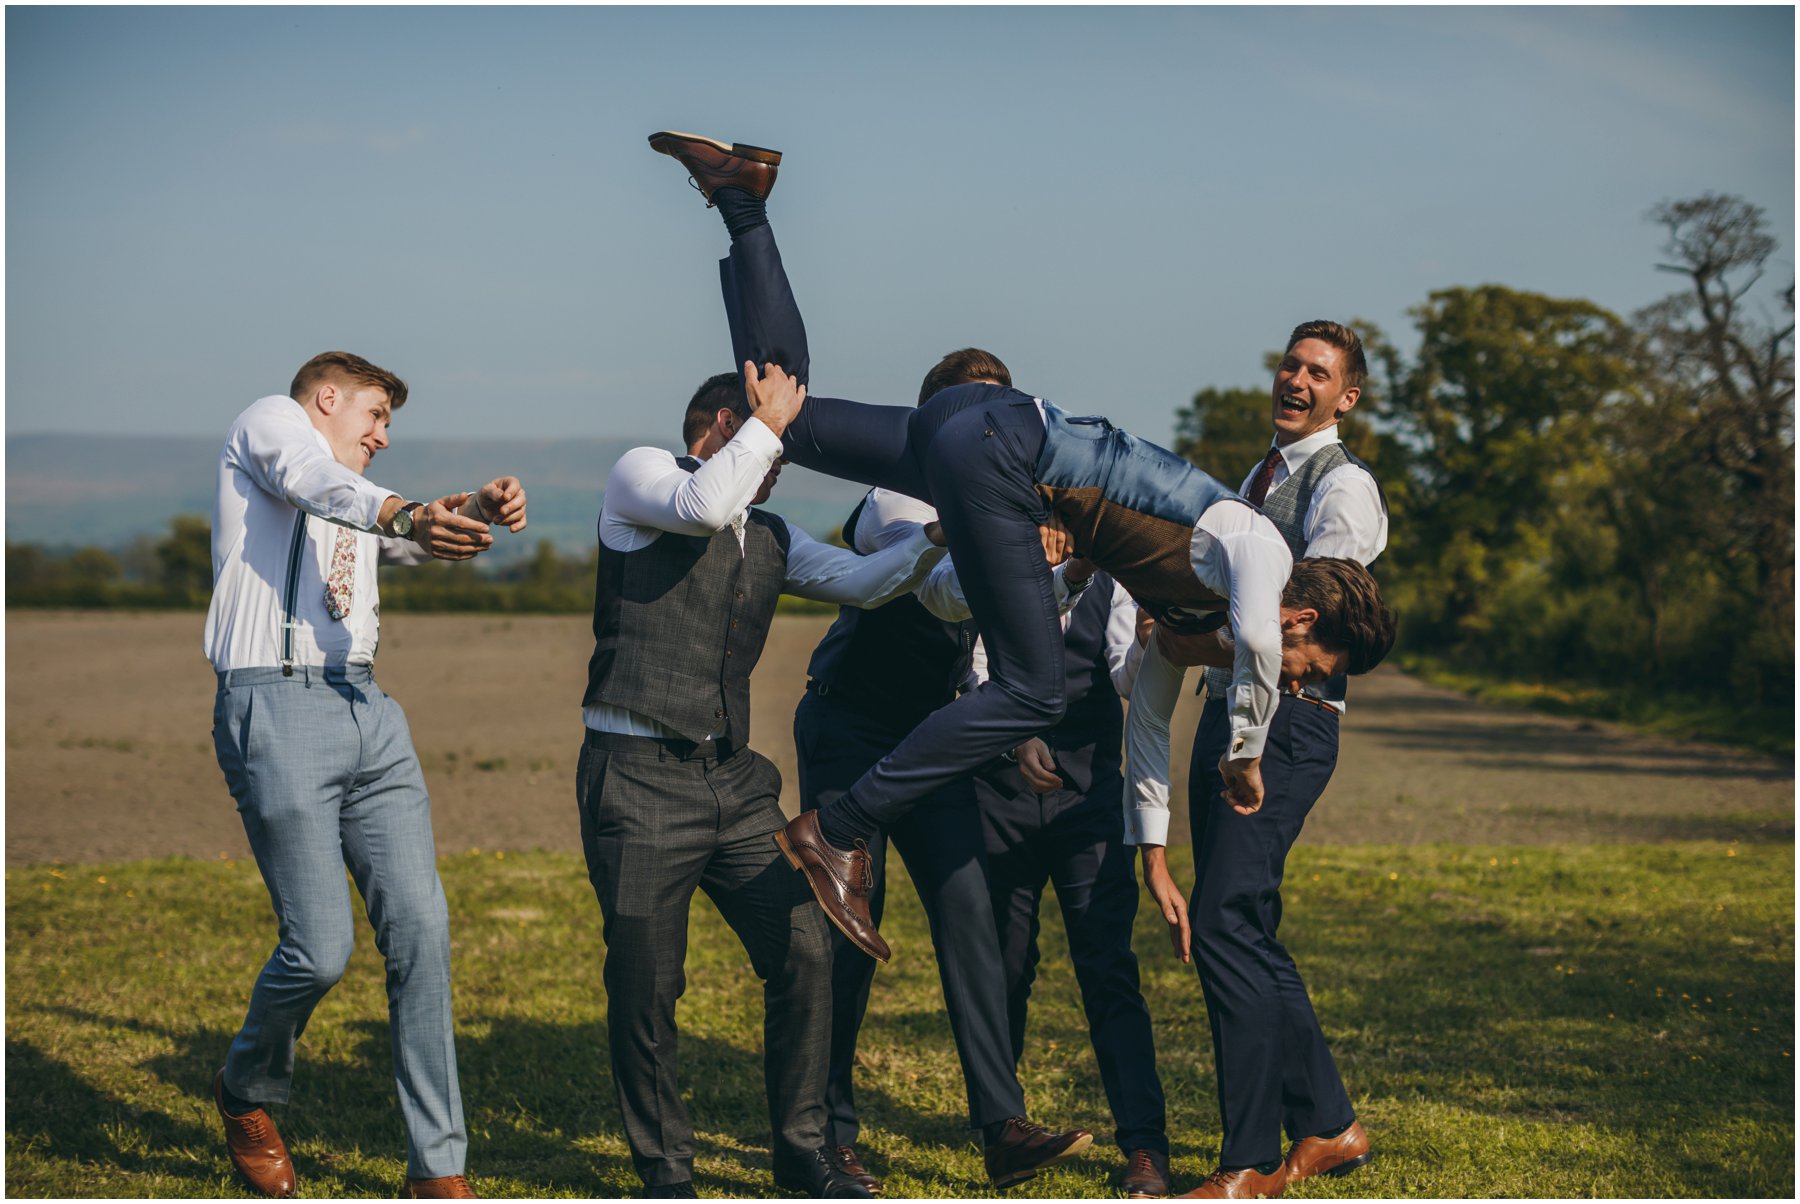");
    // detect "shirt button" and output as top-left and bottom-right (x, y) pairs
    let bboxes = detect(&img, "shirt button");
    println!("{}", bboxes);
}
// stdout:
(726, 649), (733, 658)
